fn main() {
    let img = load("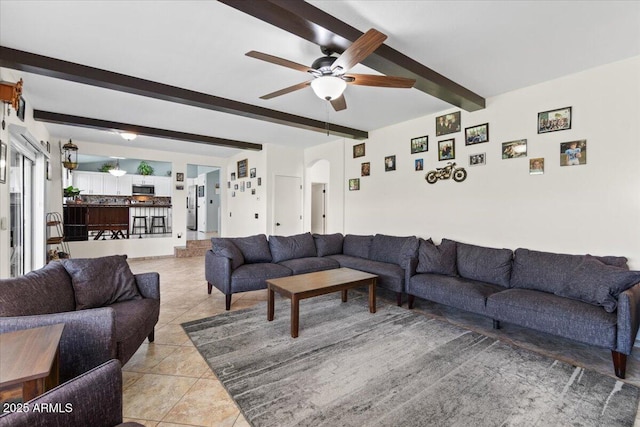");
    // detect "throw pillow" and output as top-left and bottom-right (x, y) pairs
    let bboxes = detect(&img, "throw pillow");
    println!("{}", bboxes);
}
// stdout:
(62, 255), (141, 310)
(556, 255), (640, 312)
(230, 234), (272, 263)
(456, 241), (513, 287)
(416, 238), (457, 276)
(269, 233), (317, 263)
(211, 238), (245, 270)
(369, 234), (418, 267)
(313, 233), (344, 257)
